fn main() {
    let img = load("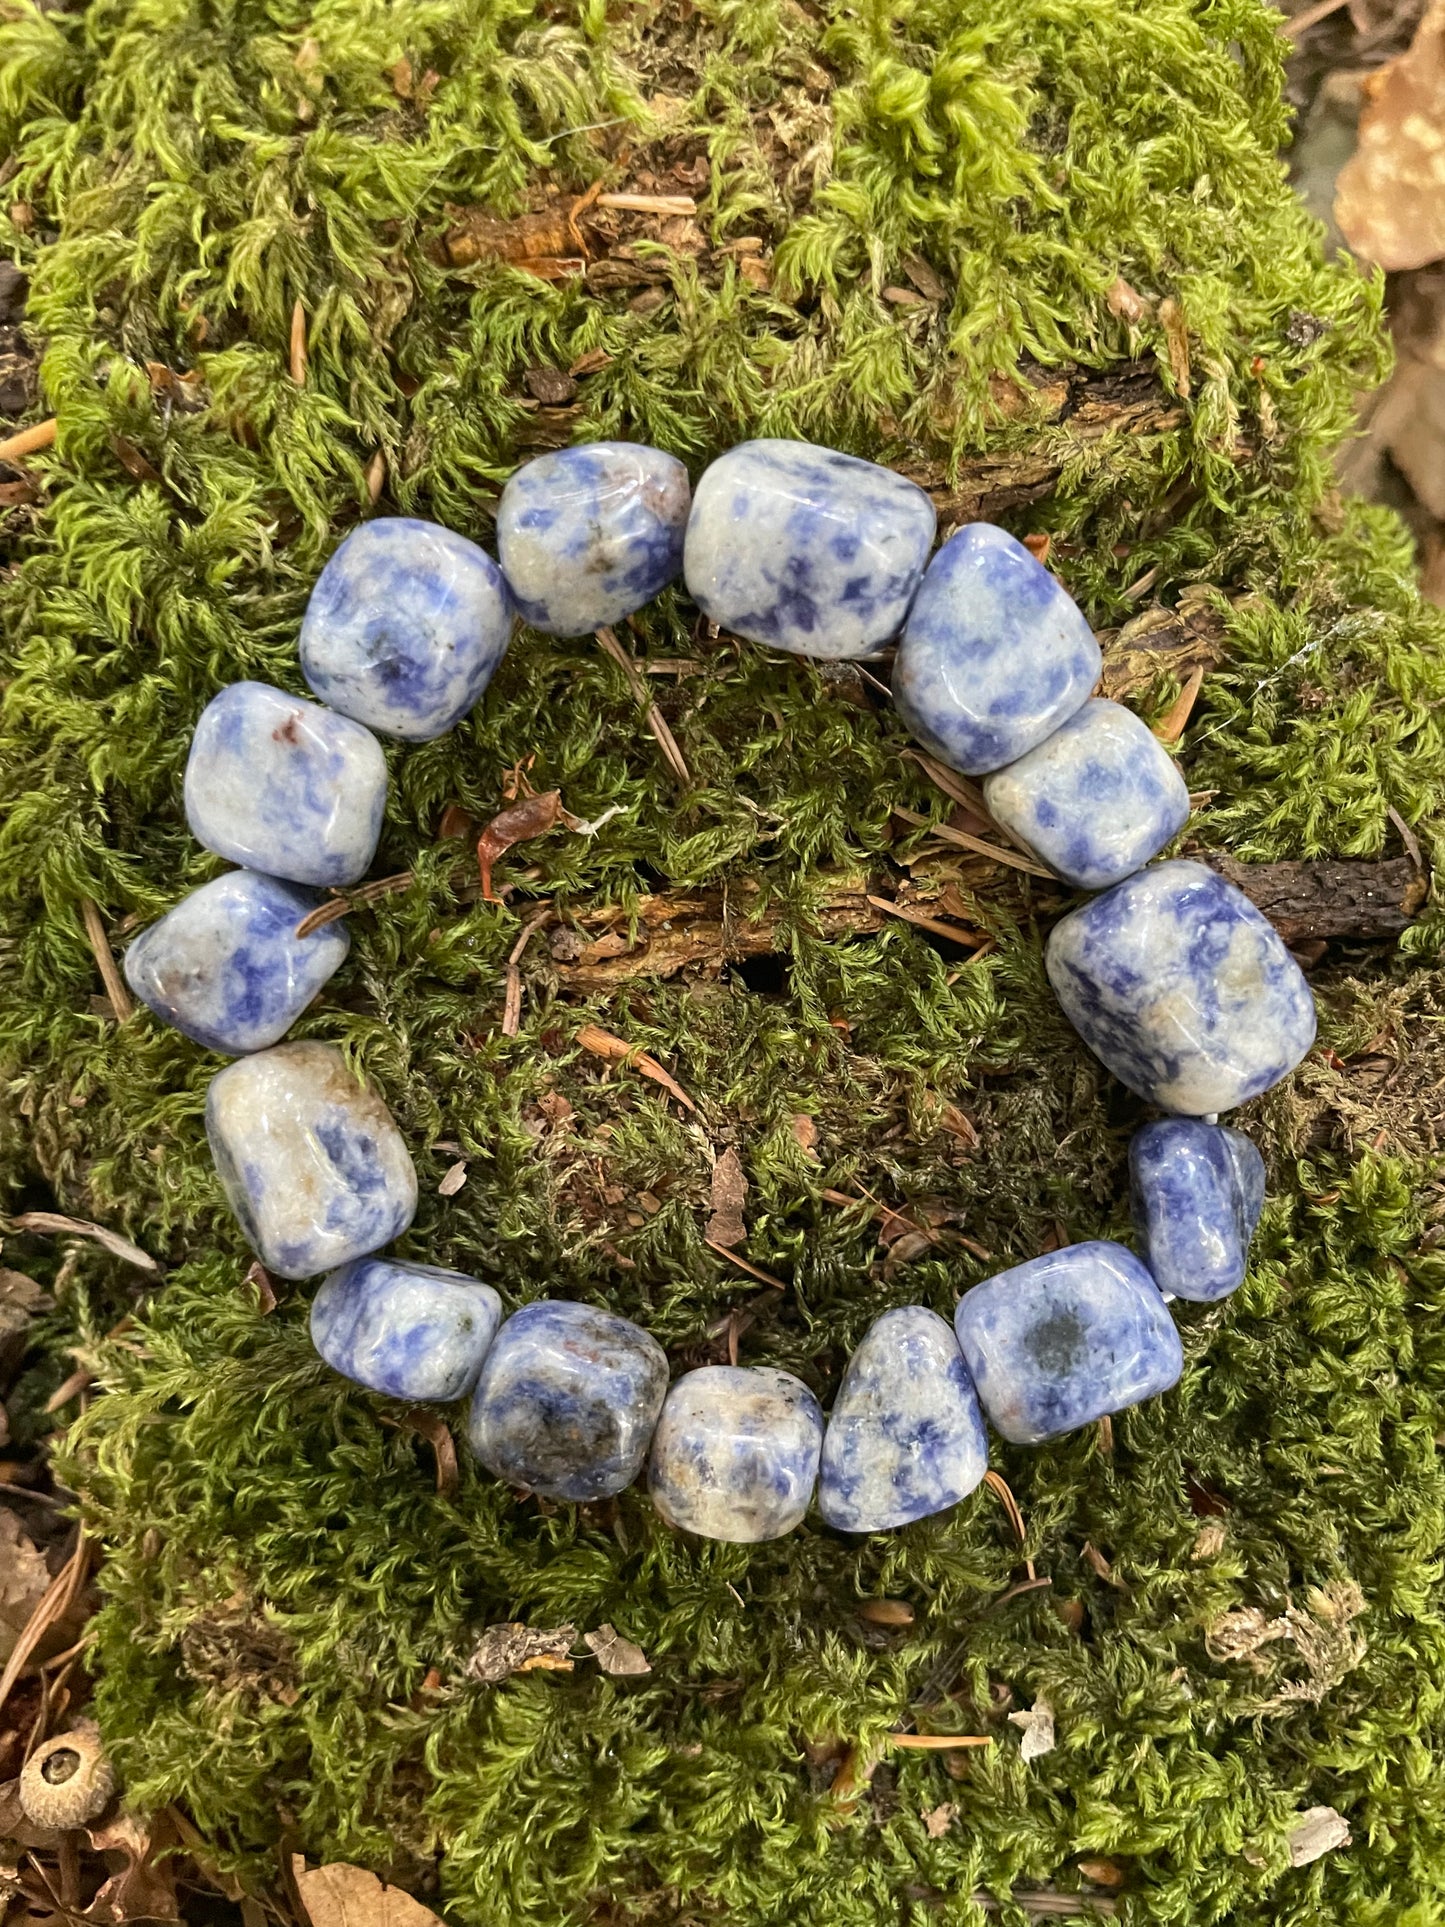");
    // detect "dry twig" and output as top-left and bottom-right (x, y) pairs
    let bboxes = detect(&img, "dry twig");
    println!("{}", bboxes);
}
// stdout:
(576, 1023), (697, 1111)
(79, 899), (133, 1020)
(595, 627), (692, 784)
